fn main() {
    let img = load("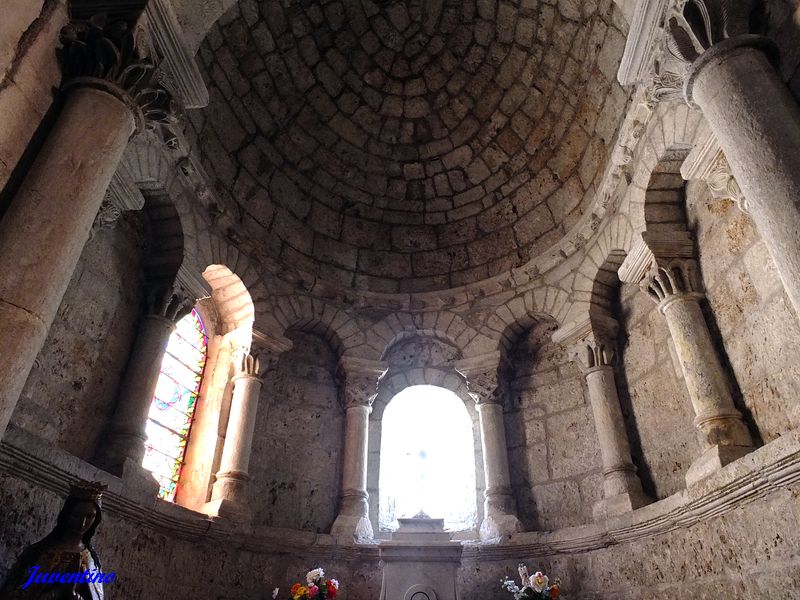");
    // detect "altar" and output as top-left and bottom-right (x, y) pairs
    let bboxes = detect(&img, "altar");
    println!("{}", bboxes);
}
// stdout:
(378, 515), (463, 600)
